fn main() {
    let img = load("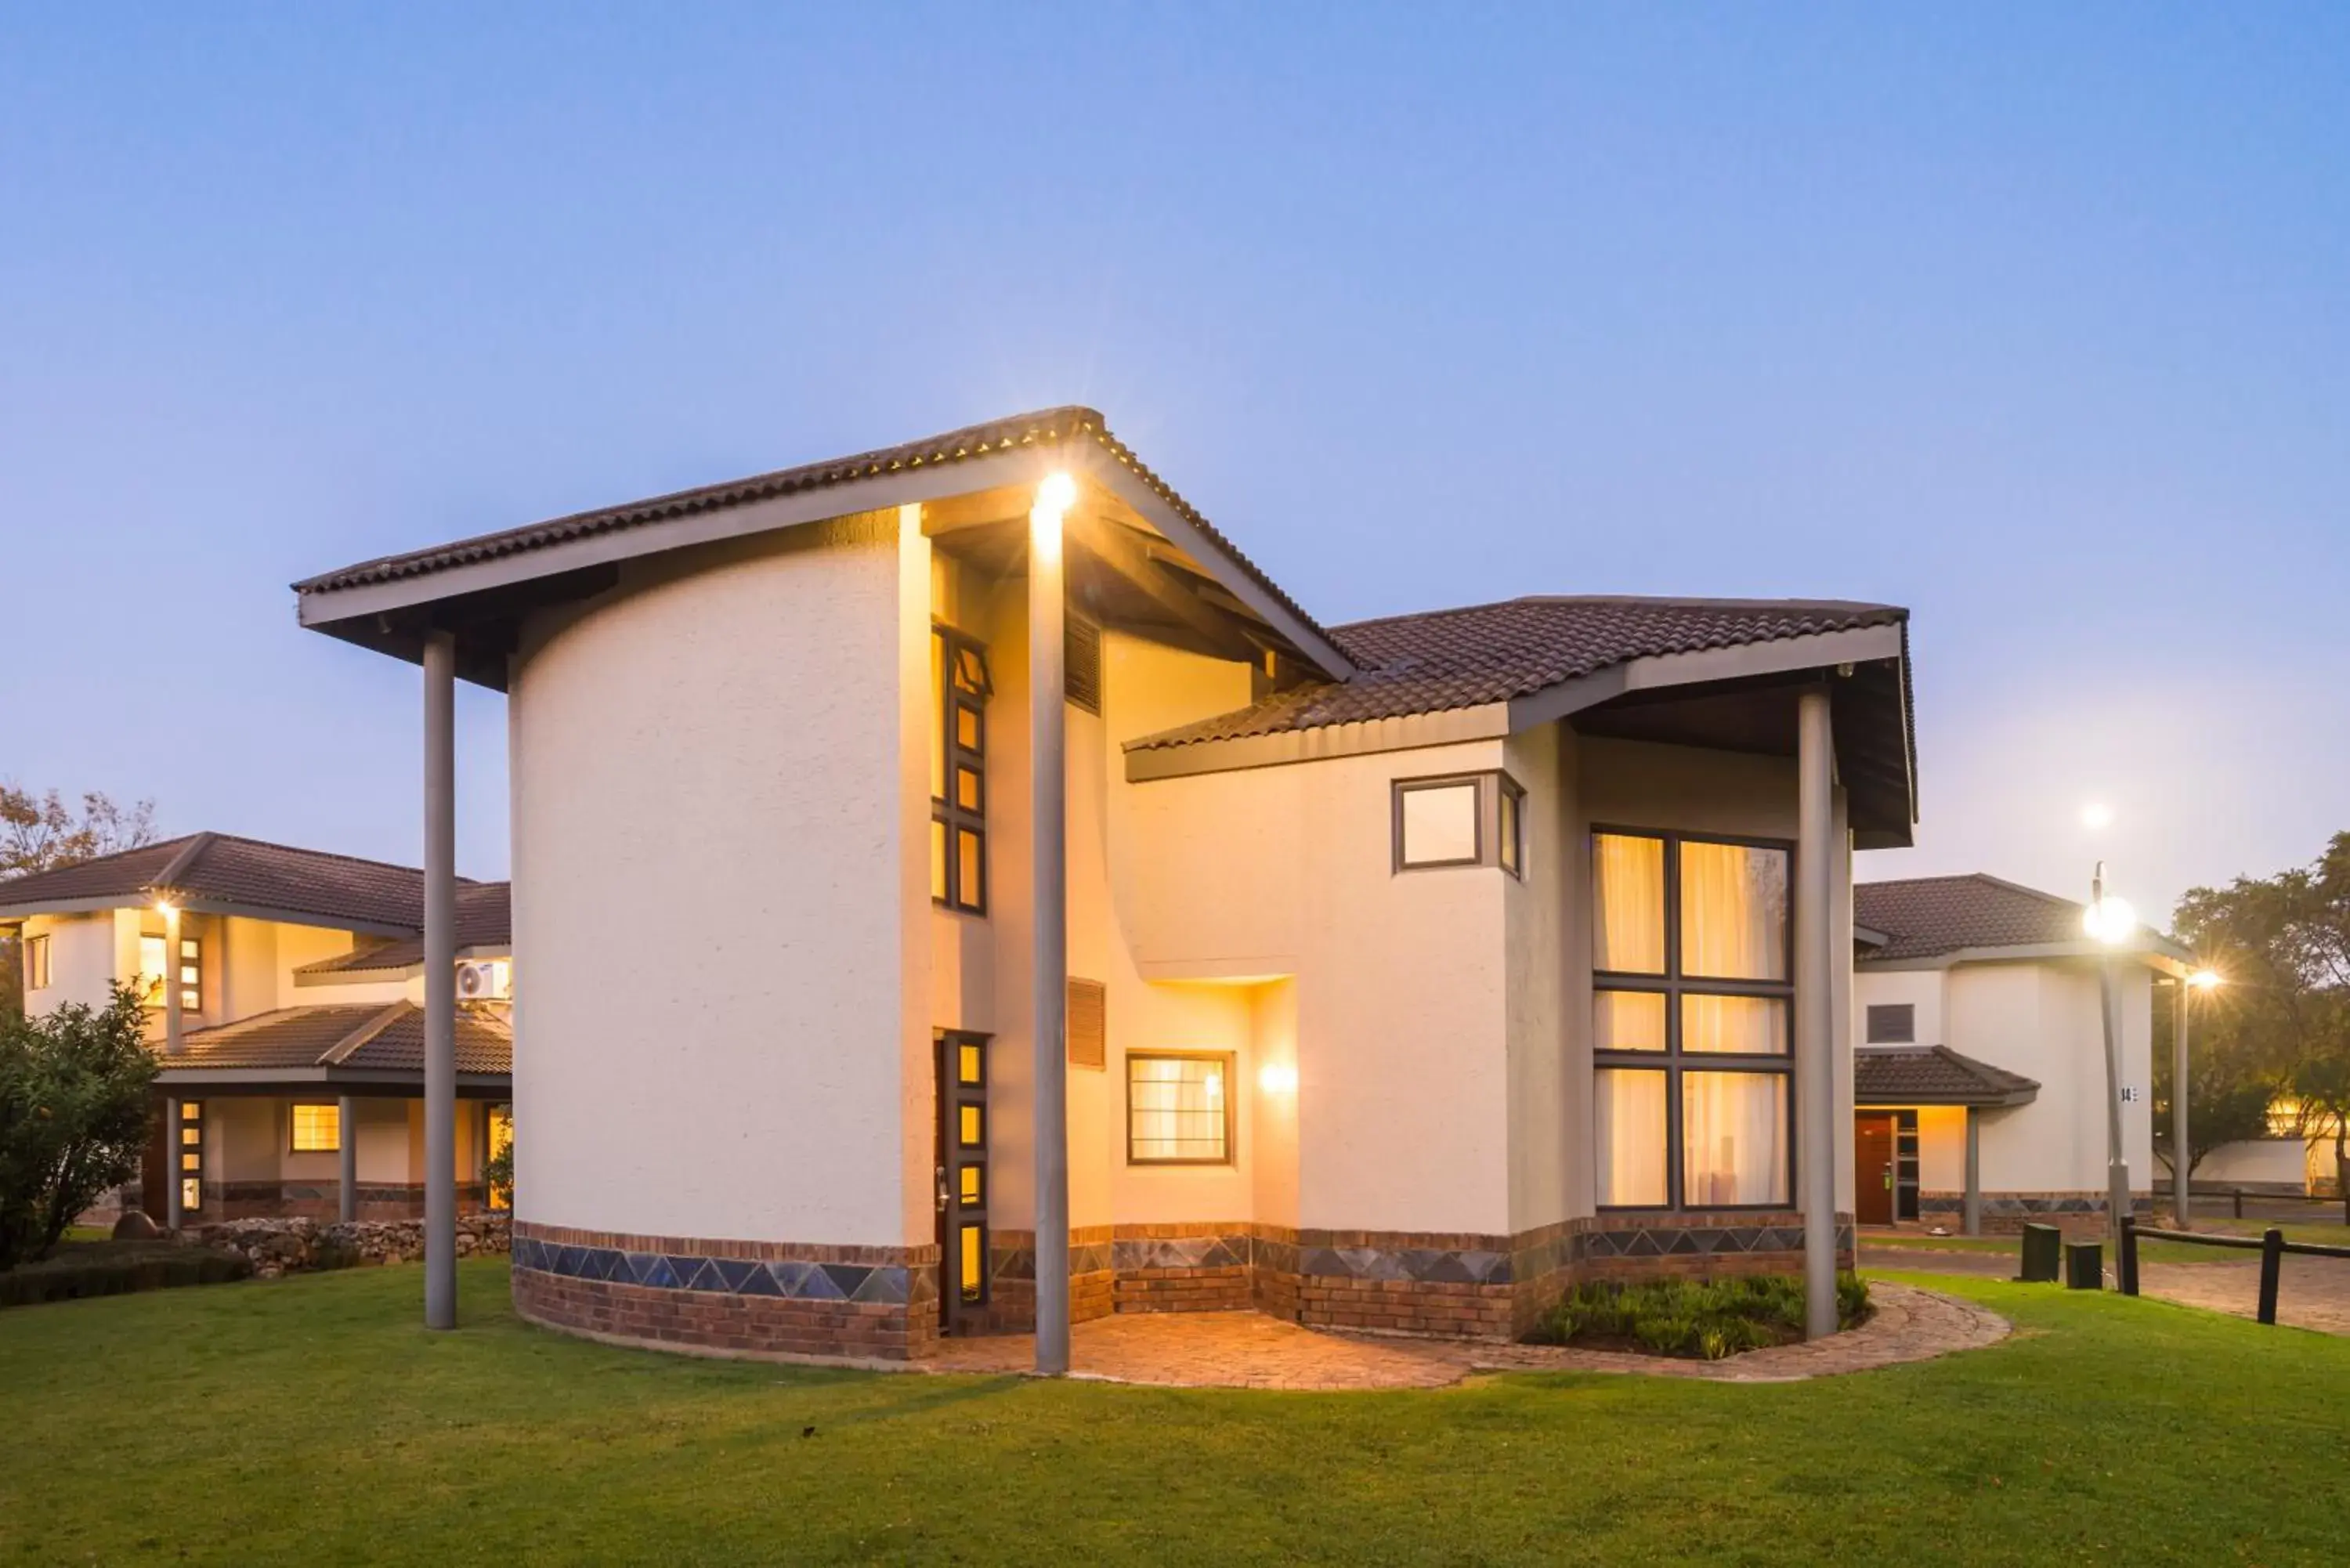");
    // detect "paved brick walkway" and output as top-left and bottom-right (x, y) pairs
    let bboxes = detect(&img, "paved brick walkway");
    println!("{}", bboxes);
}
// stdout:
(925, 1282), (2008, 1389)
